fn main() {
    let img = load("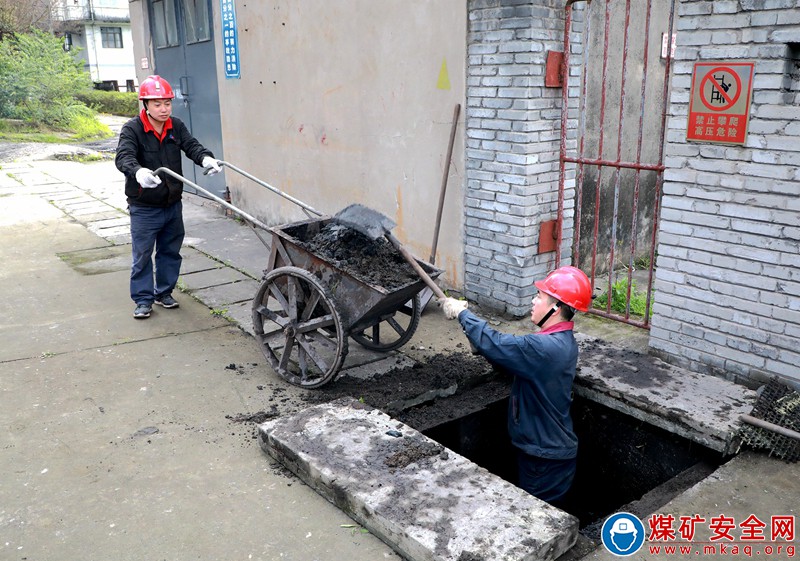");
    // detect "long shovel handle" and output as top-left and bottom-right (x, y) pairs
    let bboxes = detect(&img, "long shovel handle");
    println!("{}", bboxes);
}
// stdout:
(152, 167), (271, 230)
(385, 233), (446, 300)
(430, 103), (460, 264)
(740, 414), (800, 441)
